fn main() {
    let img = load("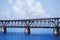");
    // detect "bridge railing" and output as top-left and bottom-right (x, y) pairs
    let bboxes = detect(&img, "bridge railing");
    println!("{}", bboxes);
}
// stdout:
(0, 18), (60, 28)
